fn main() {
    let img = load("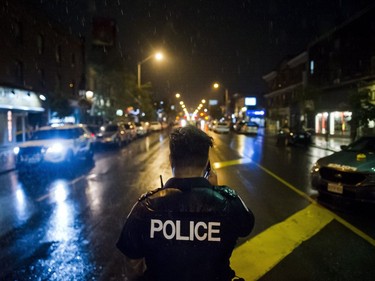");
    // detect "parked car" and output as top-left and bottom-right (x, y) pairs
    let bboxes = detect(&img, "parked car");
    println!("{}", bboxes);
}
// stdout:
(134, 122), (149, 137)
(212, 121), (231, 134)
(13, 124), (94, 171)
(149, 121), (162, 131)
(311, 136), (375, 206)
(208, 120), (217, 131)
(95, 123), (128, 147)
(234, 120), (259, 135)
(85, 124), (100, 144)
(123, 122), (137, 141)
(276, 128), (312, 146)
